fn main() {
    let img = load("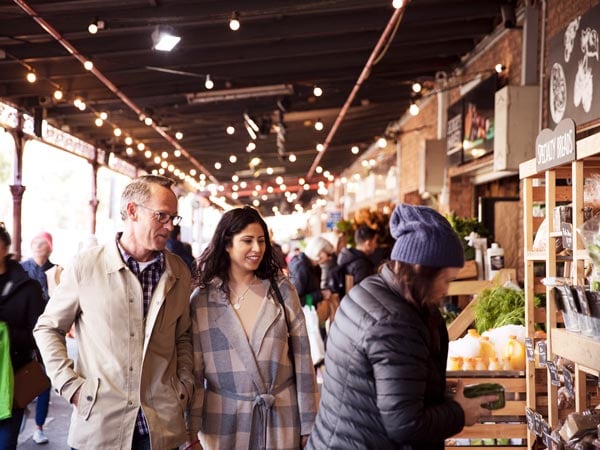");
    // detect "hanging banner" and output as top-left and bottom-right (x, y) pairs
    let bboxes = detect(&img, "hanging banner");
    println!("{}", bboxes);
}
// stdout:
(535, 118), (576, 172)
